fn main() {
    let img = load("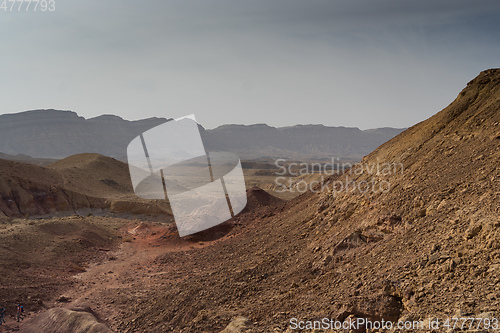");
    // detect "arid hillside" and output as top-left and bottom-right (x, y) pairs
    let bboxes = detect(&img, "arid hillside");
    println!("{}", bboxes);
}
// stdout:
(0, 69), (498, 333)
(0, 153), (170, 218)
(47, 153), (134, 198)
(108, 69), (499, 332)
